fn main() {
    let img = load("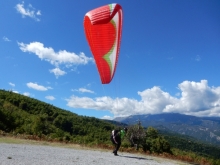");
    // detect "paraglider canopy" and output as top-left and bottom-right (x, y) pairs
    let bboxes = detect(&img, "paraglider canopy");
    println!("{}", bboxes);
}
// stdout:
(84, 3), (123, 84)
